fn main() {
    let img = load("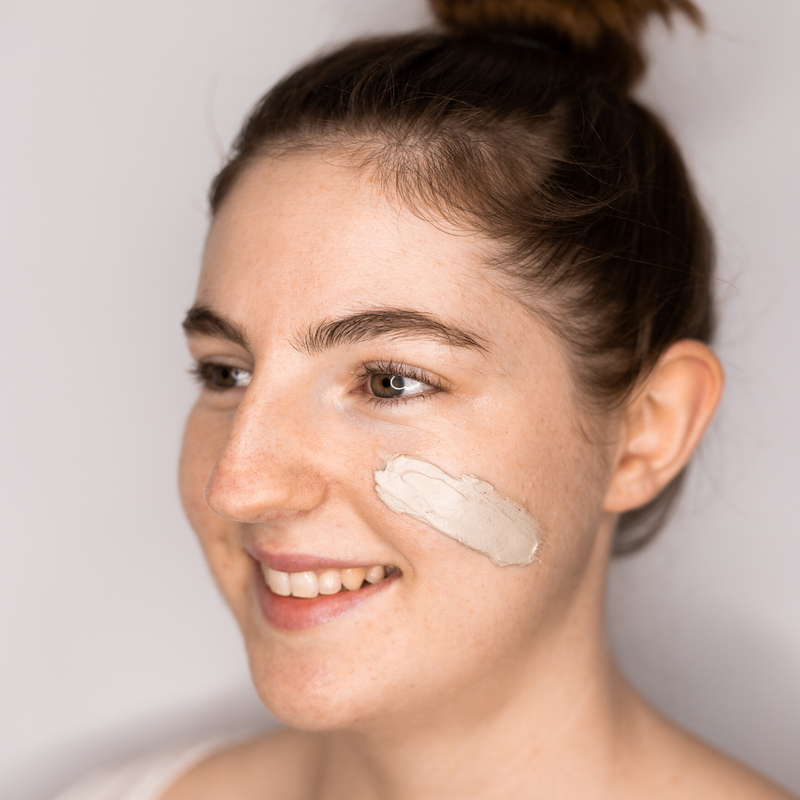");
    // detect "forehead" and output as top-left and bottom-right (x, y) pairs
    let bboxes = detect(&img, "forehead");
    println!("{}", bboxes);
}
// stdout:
(199, 151), (513, 338)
